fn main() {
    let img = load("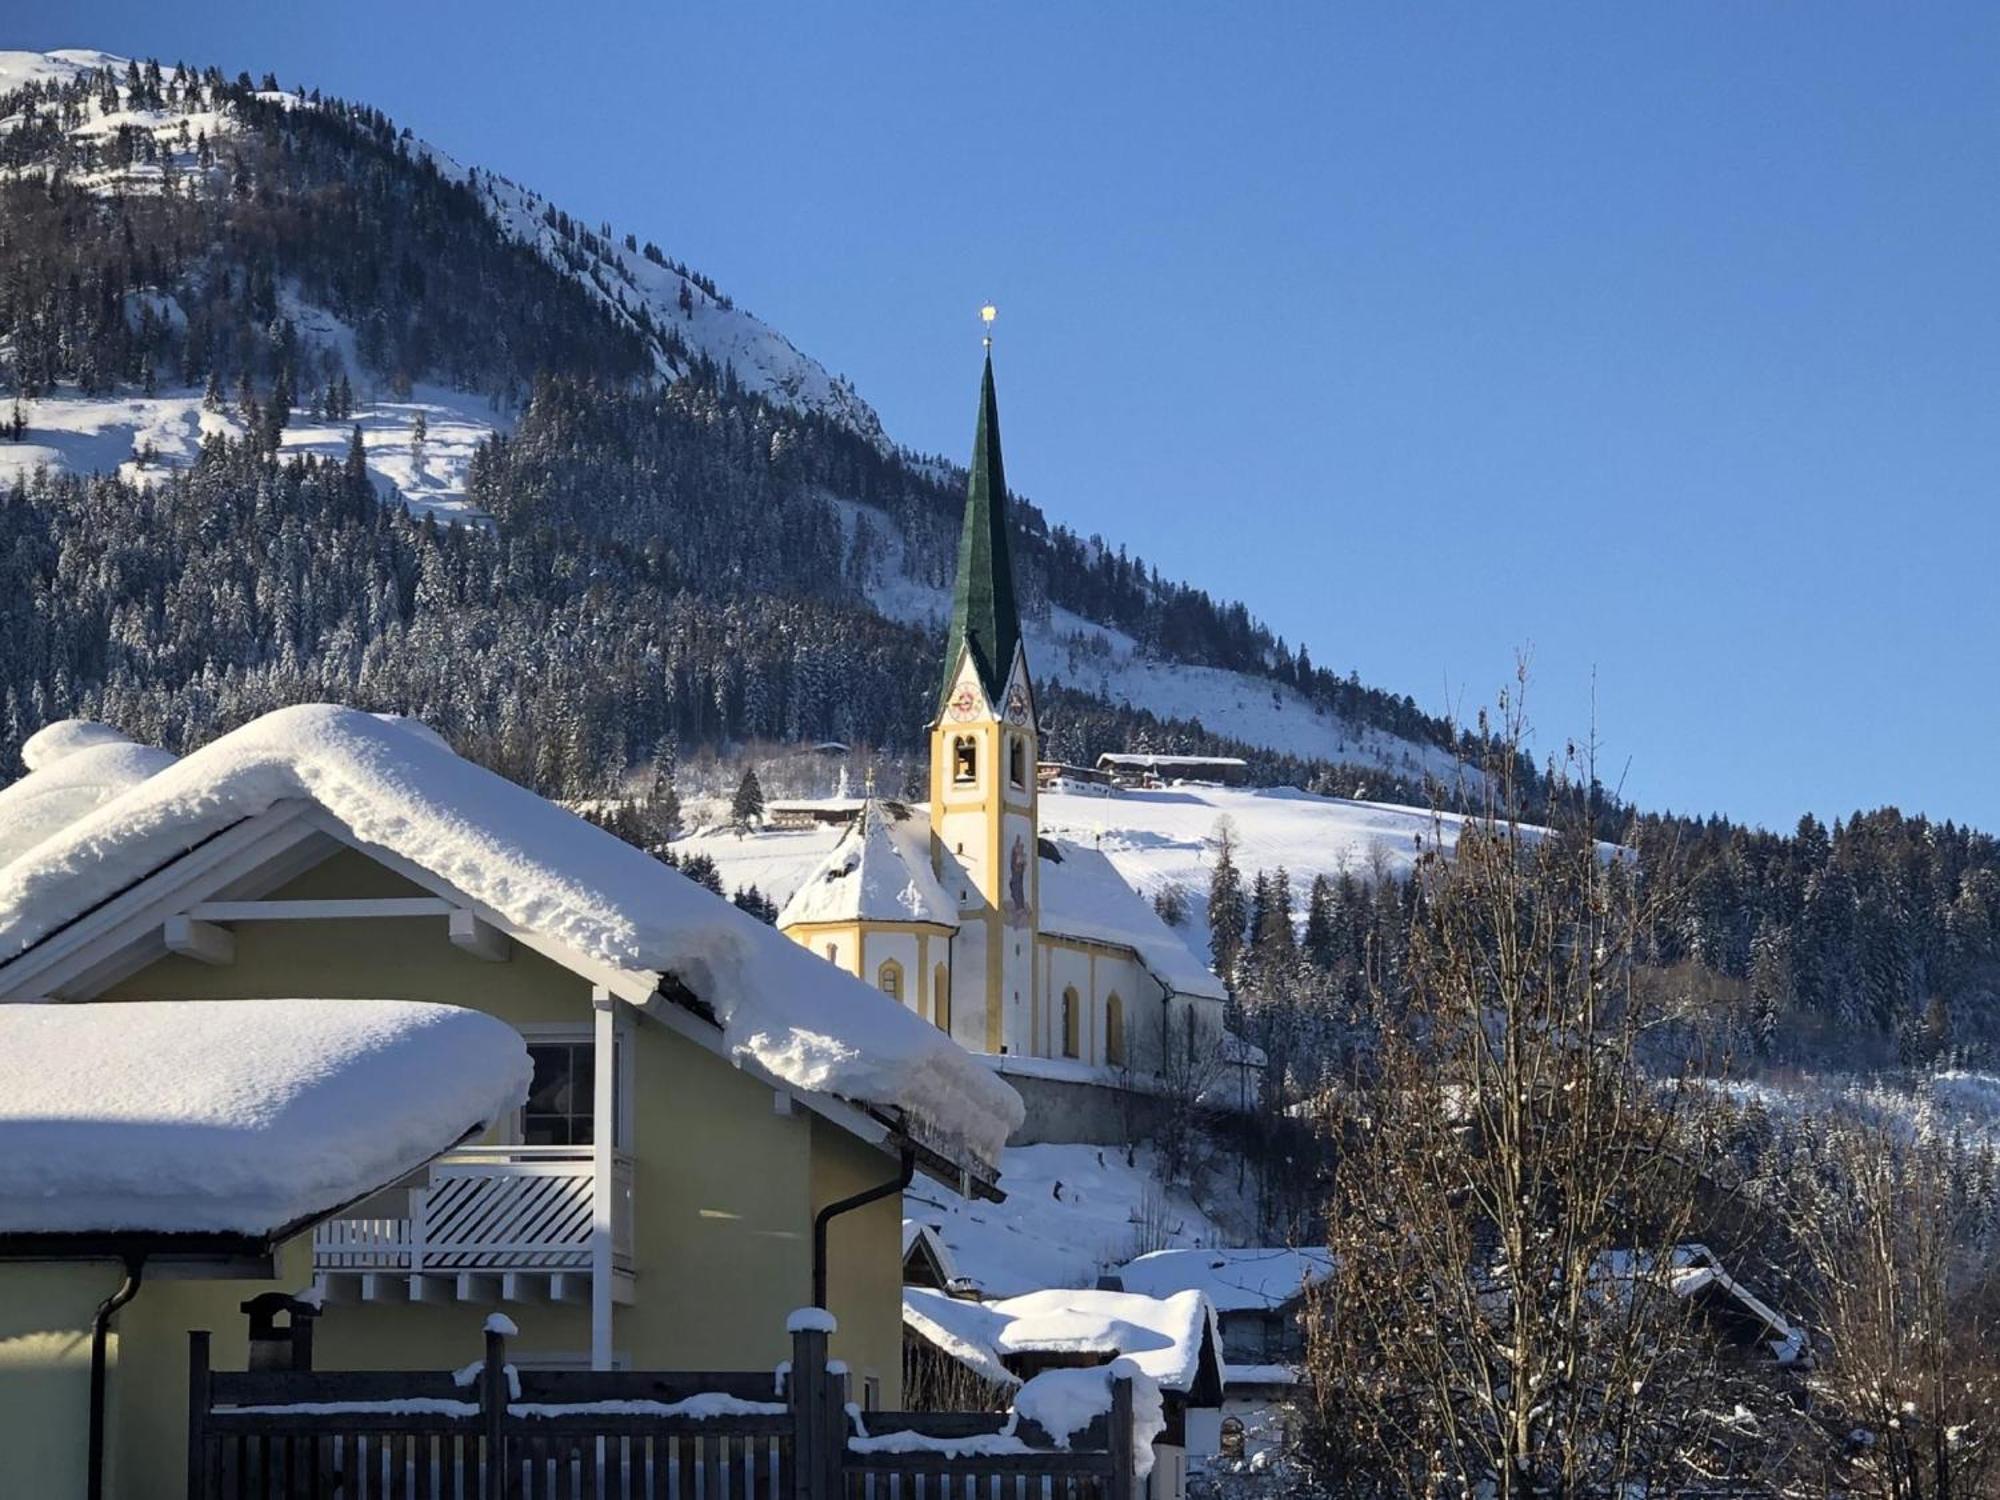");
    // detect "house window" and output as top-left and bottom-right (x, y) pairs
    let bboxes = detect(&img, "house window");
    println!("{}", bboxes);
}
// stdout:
(1062, 986), (1081, 1058)
(878, 959), (904, 1002)
(524, 1041), (594, 1146)
(1105, 993), (1125, 1067)
(953, 736), (978, 785)
(934, 963), (951, 1033)
(1008, 736), (1027, 790)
